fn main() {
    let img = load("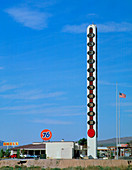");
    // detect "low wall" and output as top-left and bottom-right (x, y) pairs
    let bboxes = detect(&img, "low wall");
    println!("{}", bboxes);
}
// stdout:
(0, 159), (131, 168)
